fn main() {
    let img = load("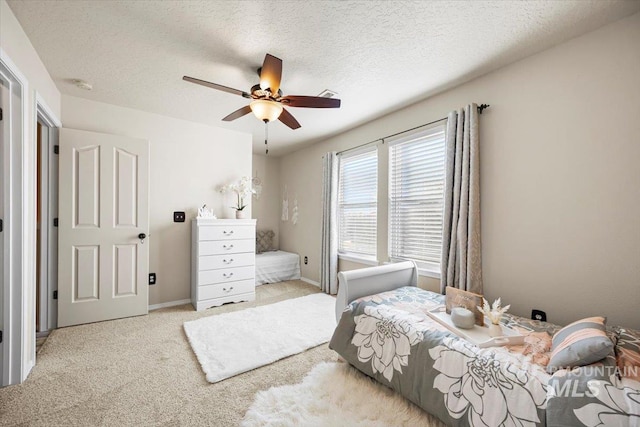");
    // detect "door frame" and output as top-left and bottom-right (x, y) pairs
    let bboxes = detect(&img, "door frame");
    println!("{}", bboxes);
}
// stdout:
(35, 94), (61, 333)
(0, 49), (28, 386)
